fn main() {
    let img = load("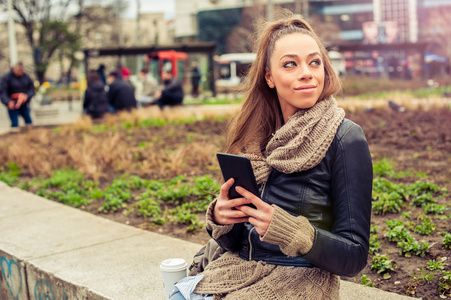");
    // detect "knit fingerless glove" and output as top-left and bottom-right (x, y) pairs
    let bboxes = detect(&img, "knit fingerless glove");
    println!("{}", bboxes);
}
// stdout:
(205, 199), (234, 239)
(261, 205), (315, 256)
